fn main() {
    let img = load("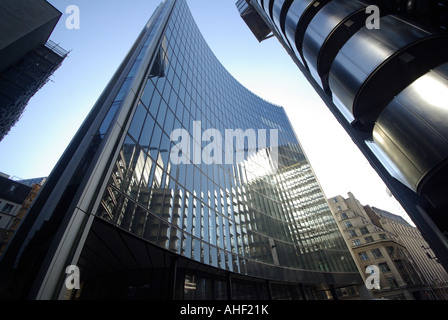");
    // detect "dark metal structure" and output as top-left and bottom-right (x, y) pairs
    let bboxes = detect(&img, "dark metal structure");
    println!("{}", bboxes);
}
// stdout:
(237, 0), (448, 272)
(0, 0), (67, 141)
